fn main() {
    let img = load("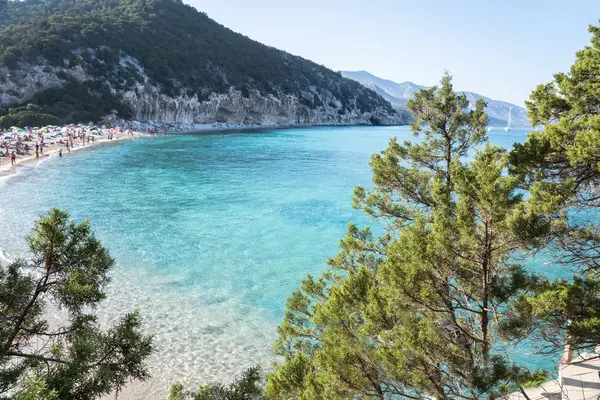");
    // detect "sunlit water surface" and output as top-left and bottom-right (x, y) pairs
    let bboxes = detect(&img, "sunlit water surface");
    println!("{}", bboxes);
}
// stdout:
(0, 126), (555, 397)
